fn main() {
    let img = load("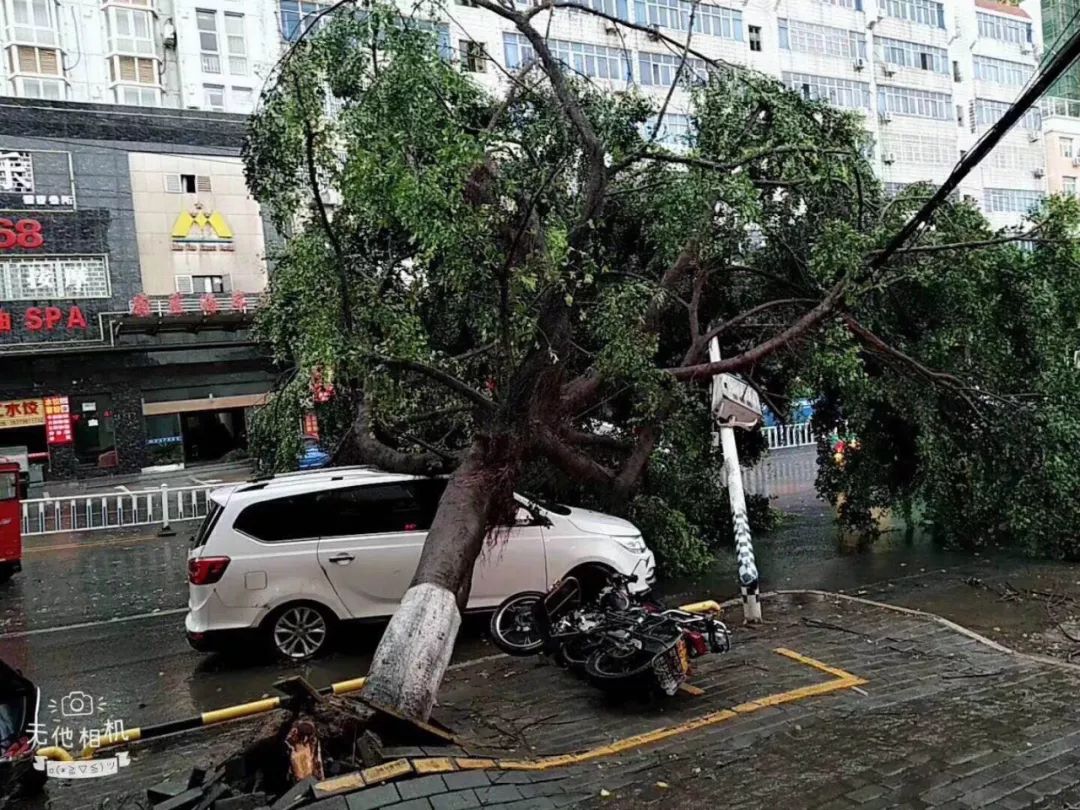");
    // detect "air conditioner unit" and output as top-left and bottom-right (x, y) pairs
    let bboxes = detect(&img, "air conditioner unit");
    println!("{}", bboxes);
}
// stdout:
(604, 24), (618, 34)
(883, 63), (897, 77)
(1071, 156), (1080, 167)
(1033, 167), (1045, 178)
(1028, 131), (1041, 143)
(882, 151), (897, 164)
(1020, 44), (1033, 55)
(853, 57), (866, 71)
(879, 111), (893, 124)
